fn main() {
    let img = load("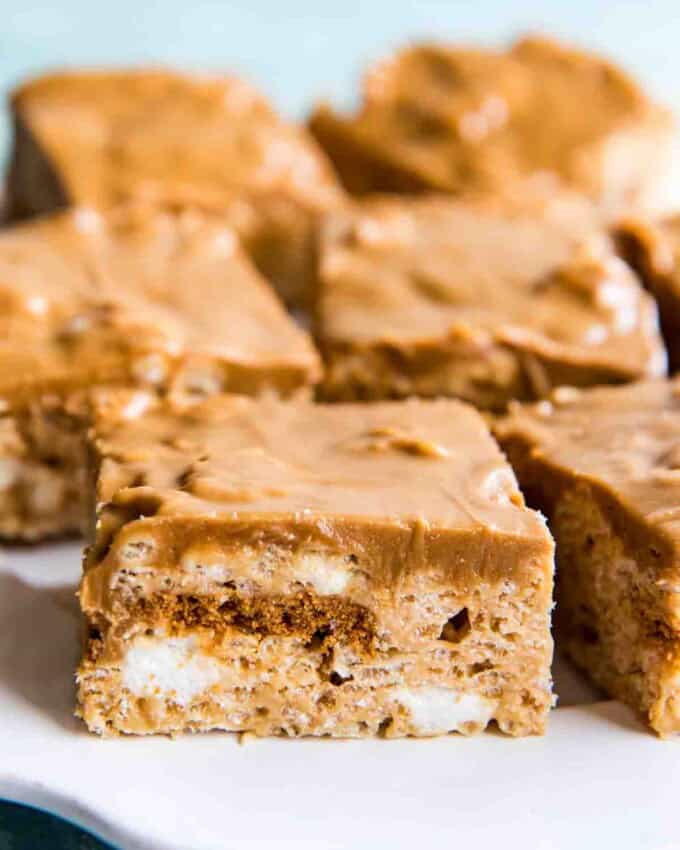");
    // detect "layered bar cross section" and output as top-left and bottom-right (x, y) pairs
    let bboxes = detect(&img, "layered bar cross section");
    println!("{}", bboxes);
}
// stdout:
(77, 391), (554, 737)
(496, 379), (680, 735)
